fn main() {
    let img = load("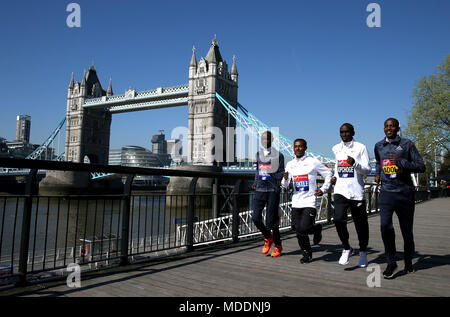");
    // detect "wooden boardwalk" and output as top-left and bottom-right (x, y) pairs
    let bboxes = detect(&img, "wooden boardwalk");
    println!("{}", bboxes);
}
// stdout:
(3, 198), (450, 297)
